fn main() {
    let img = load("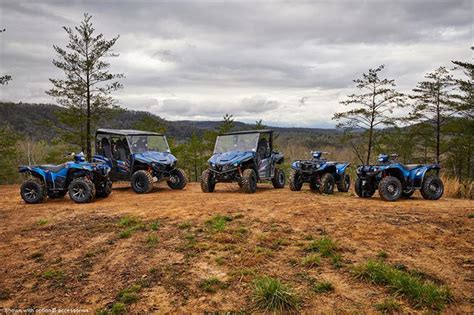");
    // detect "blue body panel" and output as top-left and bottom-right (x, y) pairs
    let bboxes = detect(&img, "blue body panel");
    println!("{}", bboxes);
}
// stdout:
(290, 151), (350, 186)
(93, 151), (178, 180)
(208, 151), (255, 167)
(19, 153), (110, 190)
(134, 151), (177, 165)
(357, 154), (441, 189)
